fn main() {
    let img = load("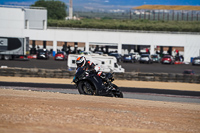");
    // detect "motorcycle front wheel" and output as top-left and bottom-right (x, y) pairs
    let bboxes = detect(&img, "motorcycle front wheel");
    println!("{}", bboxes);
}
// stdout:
(77, 81), (96, 95)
